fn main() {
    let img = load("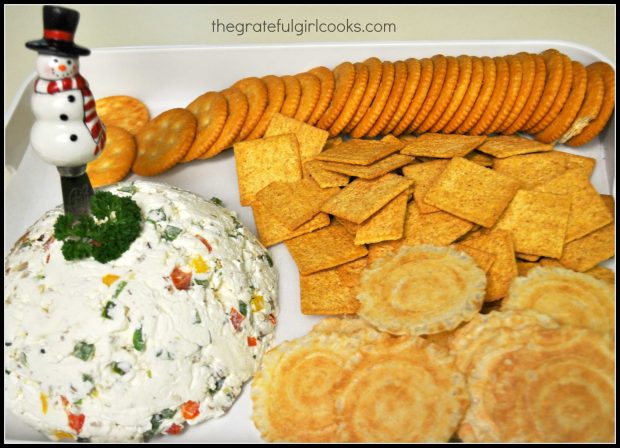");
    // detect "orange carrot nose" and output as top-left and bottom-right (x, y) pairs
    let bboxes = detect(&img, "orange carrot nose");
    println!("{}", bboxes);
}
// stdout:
(58, 64), (66, 72)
